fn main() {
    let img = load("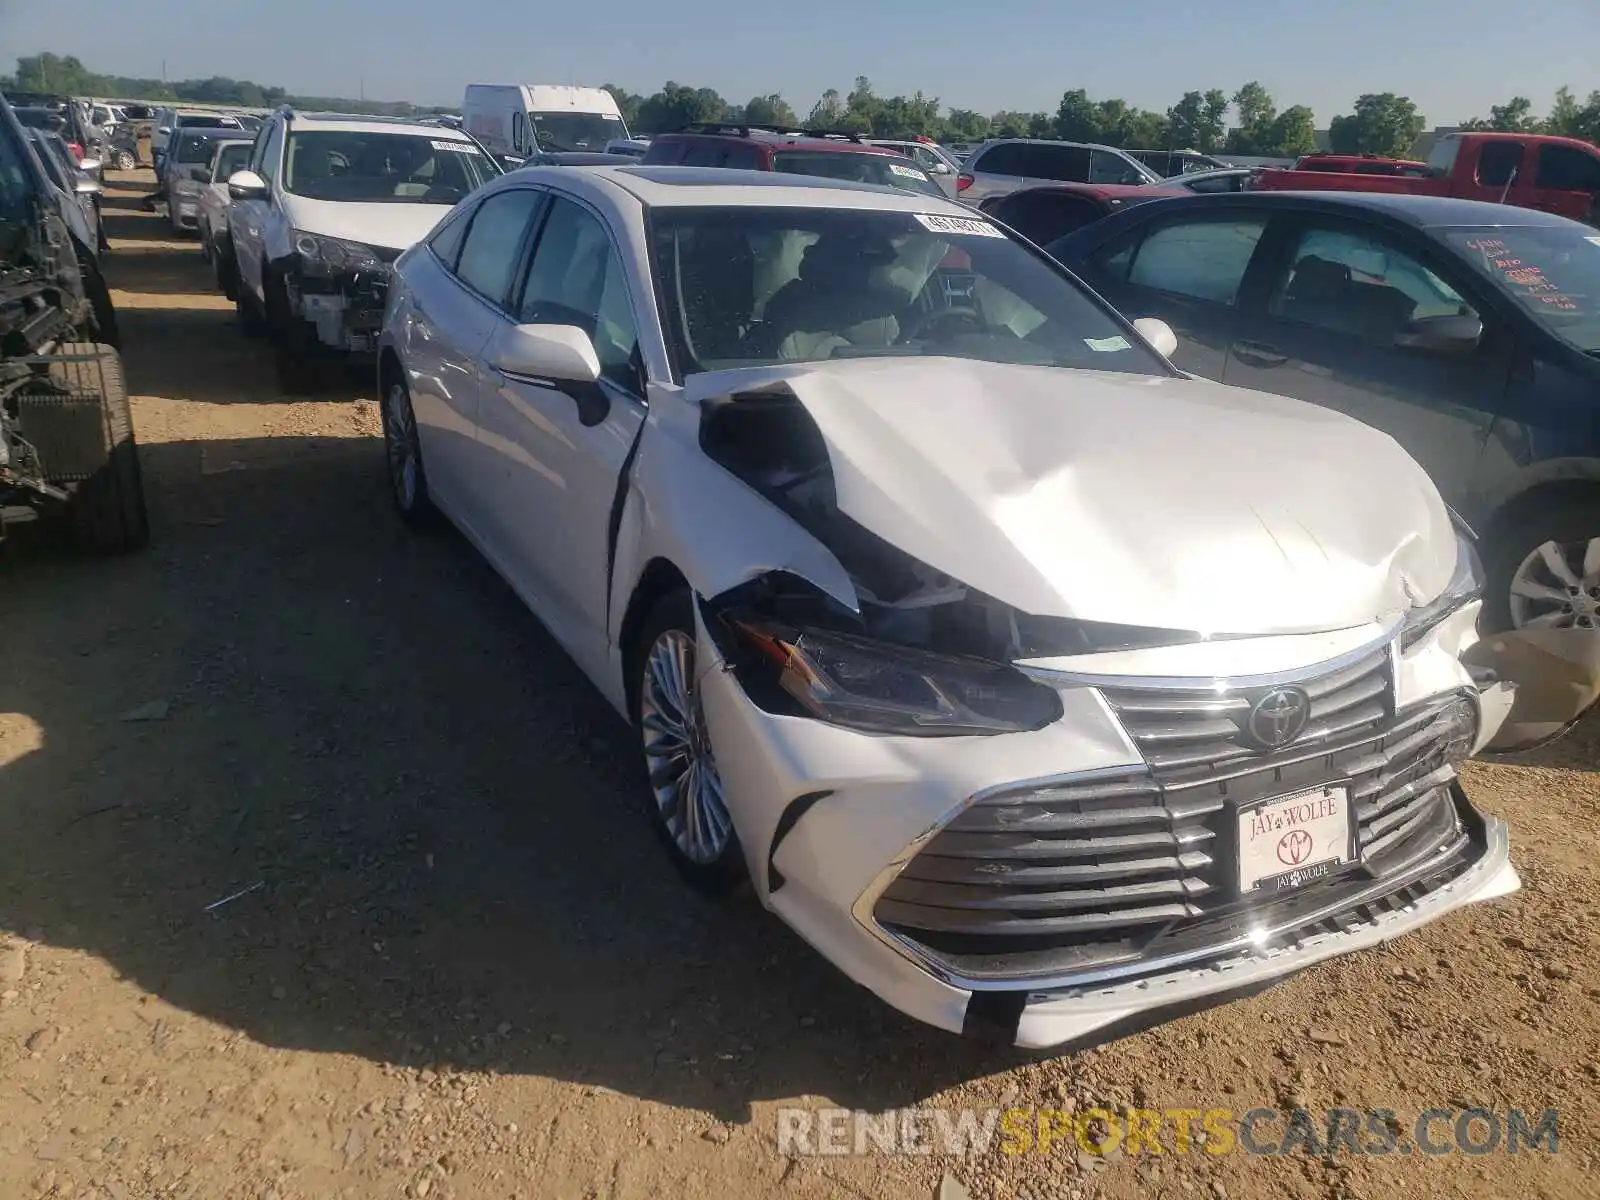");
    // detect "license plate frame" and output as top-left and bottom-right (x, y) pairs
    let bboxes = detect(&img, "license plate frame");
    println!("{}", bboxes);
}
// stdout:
(1236, 782), (1357, 895)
